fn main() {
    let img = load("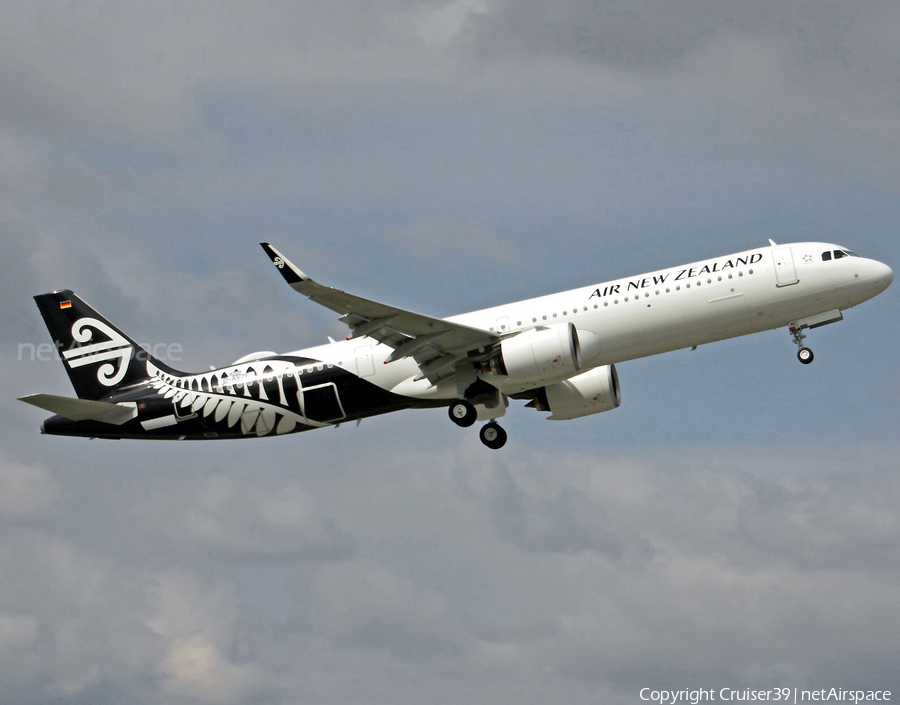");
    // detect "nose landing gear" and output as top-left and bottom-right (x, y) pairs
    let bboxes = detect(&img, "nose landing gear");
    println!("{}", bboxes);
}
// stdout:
(789, 325), (815, 364)
(787, 310), (844, 365)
